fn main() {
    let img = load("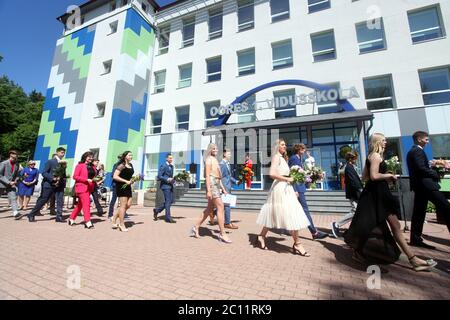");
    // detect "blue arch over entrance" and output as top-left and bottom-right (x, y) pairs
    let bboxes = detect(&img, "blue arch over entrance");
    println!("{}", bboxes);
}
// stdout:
(213, 79), (356, 126)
